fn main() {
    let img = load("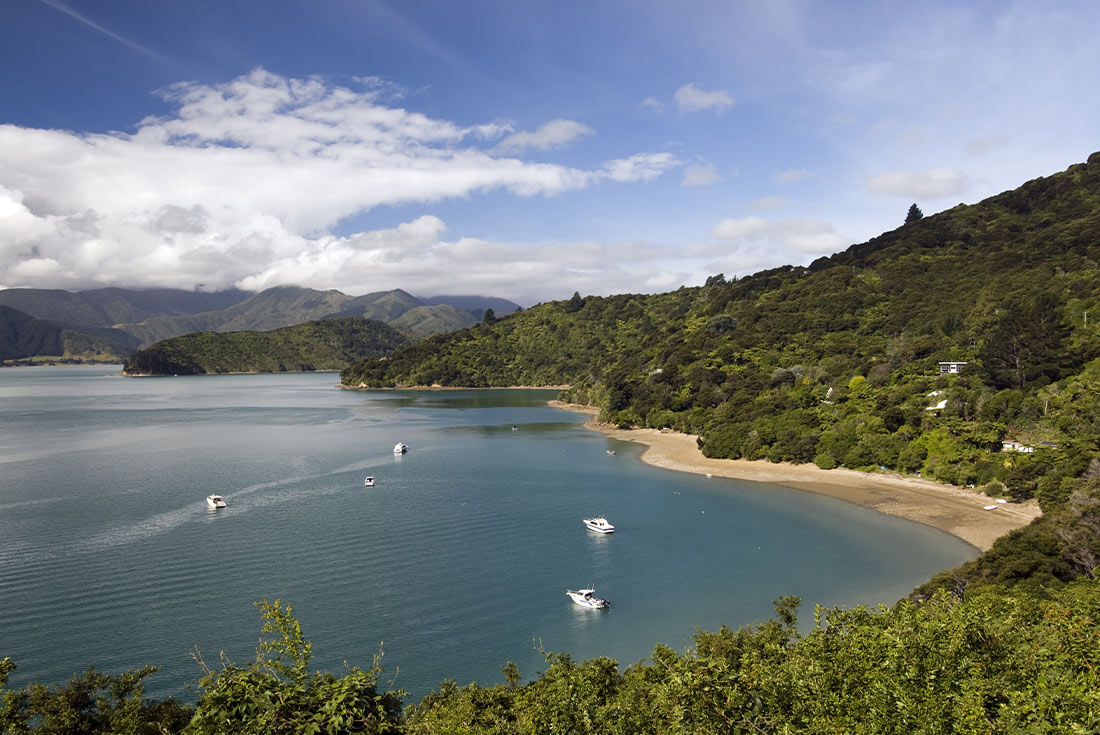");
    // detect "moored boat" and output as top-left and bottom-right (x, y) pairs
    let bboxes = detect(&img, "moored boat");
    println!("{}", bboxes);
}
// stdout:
(566, 588), (610, 609)
(364, 476), (375, 487)
(206, 494), (227, 509)
(583, 516), (615, 533)
(394, 442), (408, 454)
